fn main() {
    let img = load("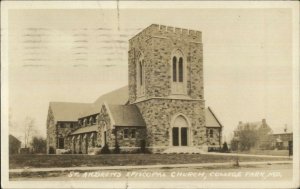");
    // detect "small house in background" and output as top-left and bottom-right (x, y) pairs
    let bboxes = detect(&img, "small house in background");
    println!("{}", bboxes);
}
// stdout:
(271, 126), (293, 150)
(9, 134), (21, 154)
(233, 119), (273, 150)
